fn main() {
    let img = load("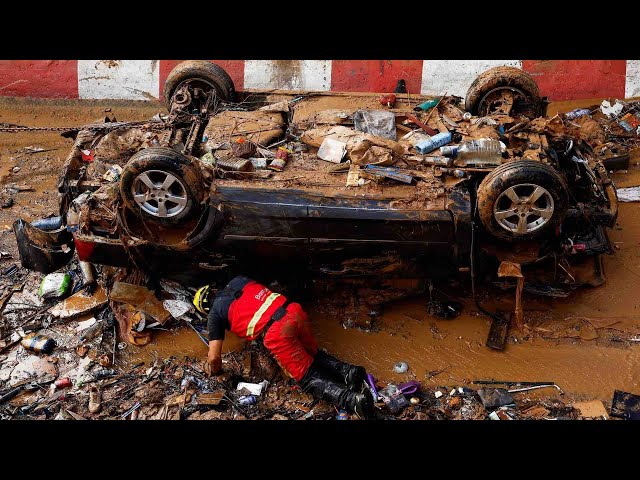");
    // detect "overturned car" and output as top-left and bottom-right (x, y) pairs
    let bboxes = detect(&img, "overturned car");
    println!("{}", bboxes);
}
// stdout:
(15, 61), (619, 302)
